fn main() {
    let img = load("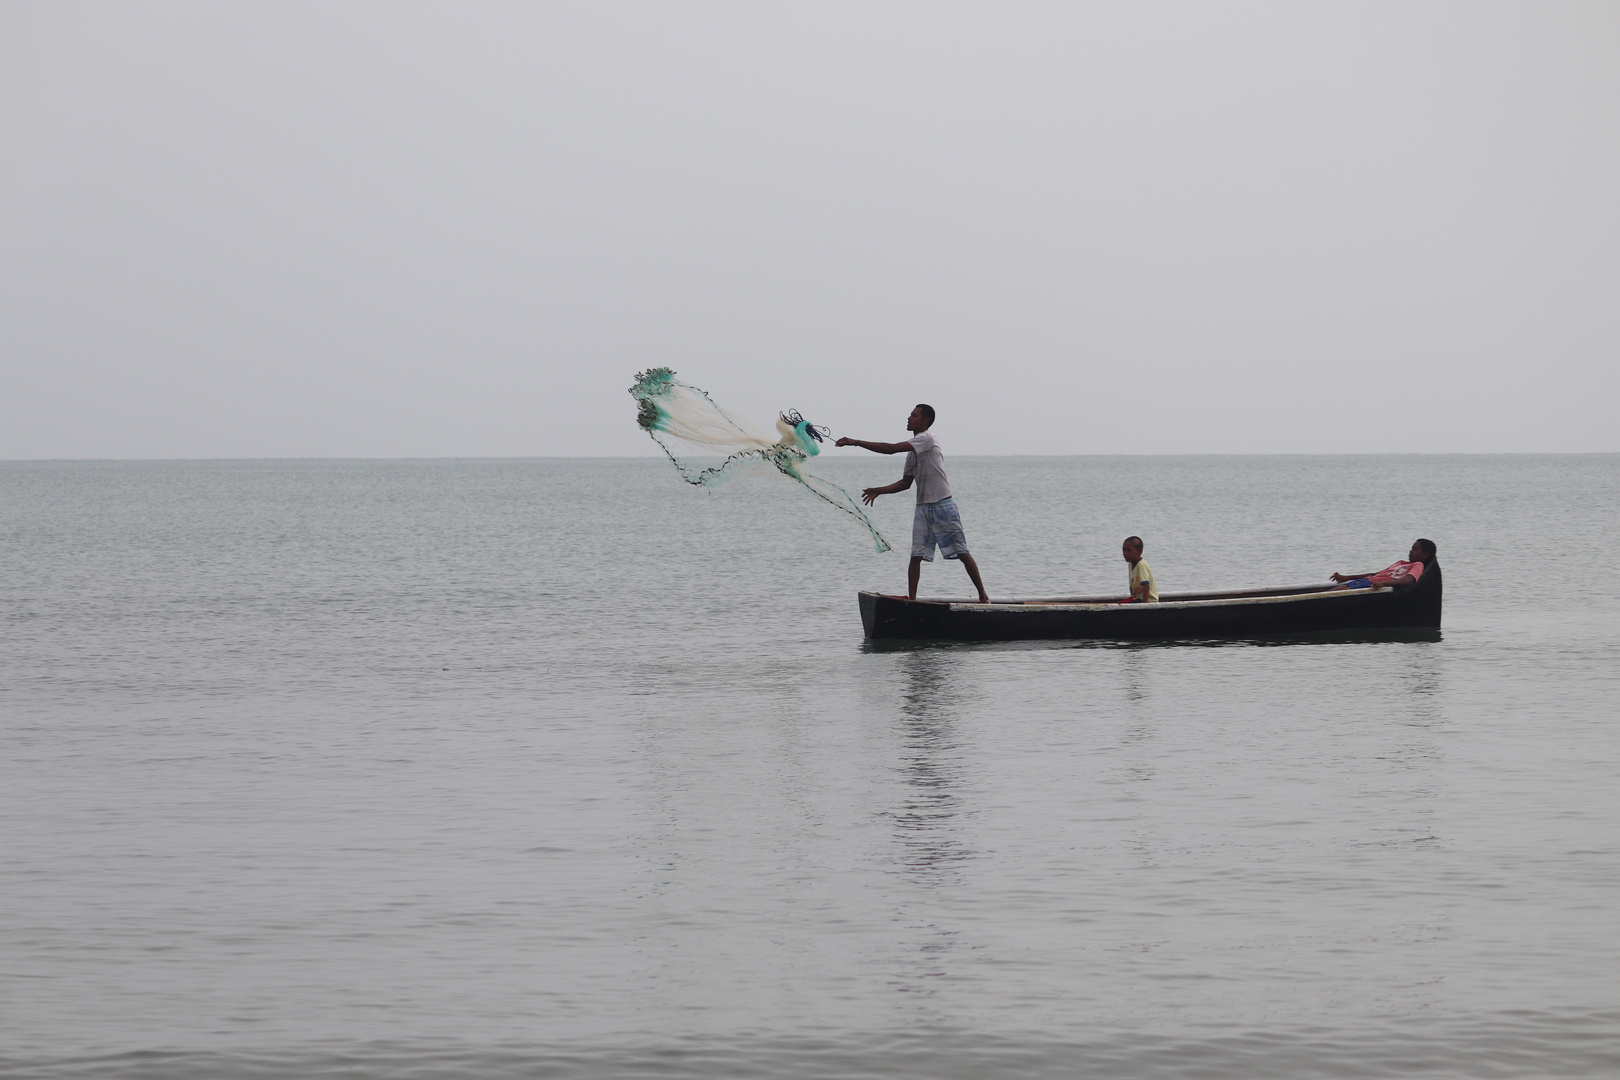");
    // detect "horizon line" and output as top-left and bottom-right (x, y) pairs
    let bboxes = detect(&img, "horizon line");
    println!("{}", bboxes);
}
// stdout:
(4, 451), (1617, 464)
